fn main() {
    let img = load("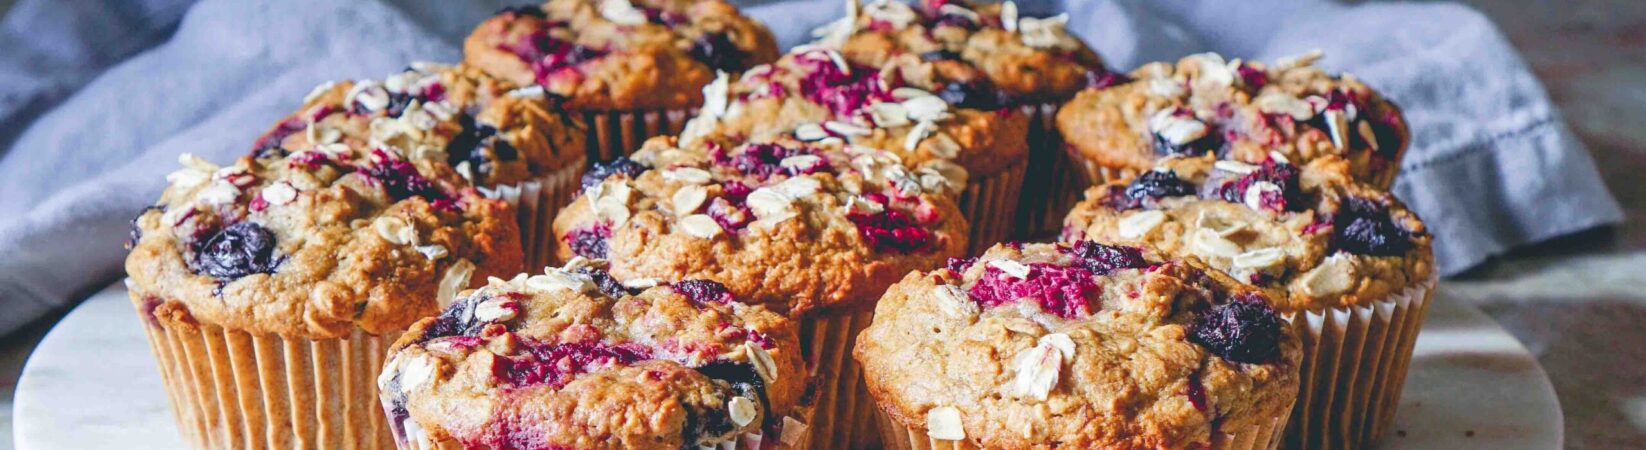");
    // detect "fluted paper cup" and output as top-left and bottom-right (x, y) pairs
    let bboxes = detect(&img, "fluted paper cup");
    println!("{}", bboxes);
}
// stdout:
(799, 305), (880, 450)
(958, 156), (1028, 255)
(482, 155), (587, 271)
(1282, 276), (1437, 450)
(133, 293), (399, 450)
(580, 108), (694, 163)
